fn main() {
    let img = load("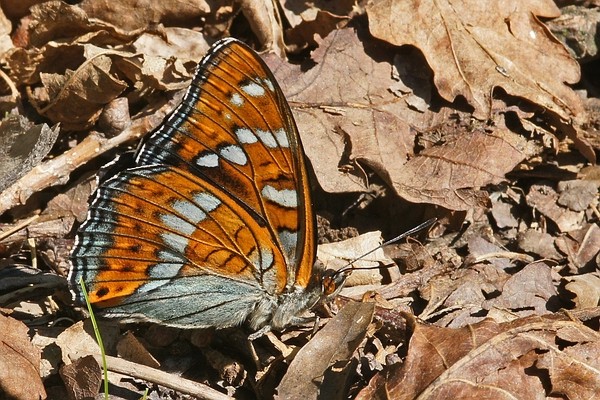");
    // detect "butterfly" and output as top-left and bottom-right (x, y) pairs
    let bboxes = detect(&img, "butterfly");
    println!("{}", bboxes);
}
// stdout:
(69, 37), (348, 335)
